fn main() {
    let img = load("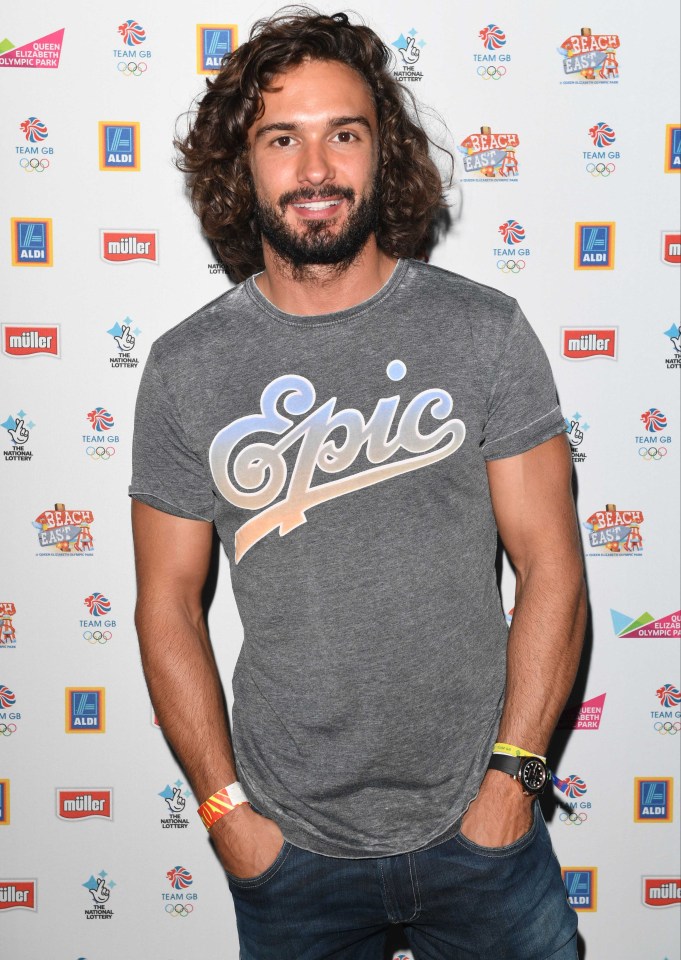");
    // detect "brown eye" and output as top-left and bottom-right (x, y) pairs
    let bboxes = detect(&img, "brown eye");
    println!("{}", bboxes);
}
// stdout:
(274, 136), (293, 147)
